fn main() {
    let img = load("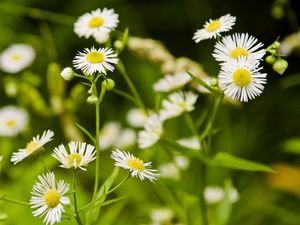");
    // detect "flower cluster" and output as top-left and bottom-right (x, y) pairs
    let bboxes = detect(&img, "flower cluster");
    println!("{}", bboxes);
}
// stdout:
(193, 14), (267, 102)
